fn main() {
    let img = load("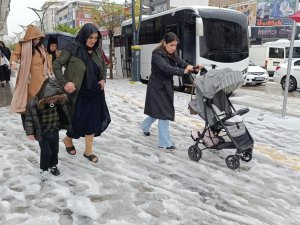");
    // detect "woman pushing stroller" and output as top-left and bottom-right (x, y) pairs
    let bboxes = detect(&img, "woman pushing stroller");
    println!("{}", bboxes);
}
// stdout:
(140, 32), (203, 149)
